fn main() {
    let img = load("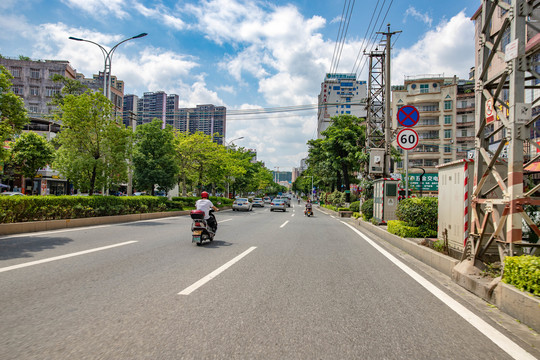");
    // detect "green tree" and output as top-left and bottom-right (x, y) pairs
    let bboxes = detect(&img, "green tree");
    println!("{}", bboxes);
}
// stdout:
(53, 90), (131, 195)
(0, 66), (28, 162)
(133, 119), (178, 195)
(10, 132), (55, 194)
